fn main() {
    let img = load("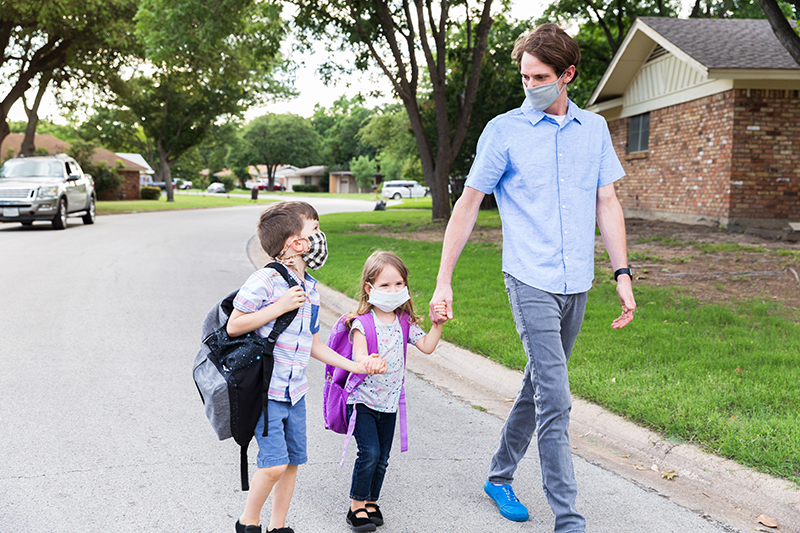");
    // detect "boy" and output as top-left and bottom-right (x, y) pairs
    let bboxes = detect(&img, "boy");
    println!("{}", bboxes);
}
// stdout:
(227, 201), (387, 533)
